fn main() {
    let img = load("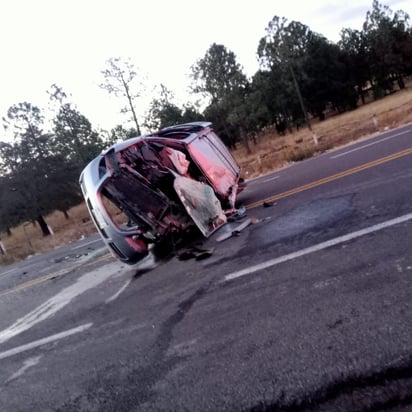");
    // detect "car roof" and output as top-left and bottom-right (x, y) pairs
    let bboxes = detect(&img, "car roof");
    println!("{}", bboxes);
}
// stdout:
(154, 121), (212, 135)
(102, 122), (213, 155)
